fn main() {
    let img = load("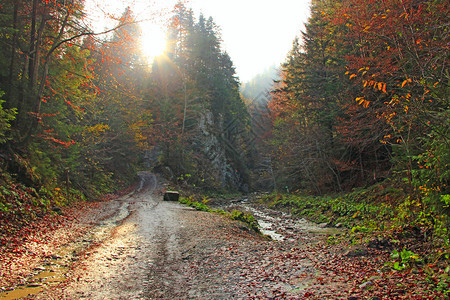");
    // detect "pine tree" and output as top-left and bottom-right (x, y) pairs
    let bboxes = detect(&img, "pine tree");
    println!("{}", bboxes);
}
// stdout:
(270, 0), (348, 193)
(147, 3), (251, 190)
